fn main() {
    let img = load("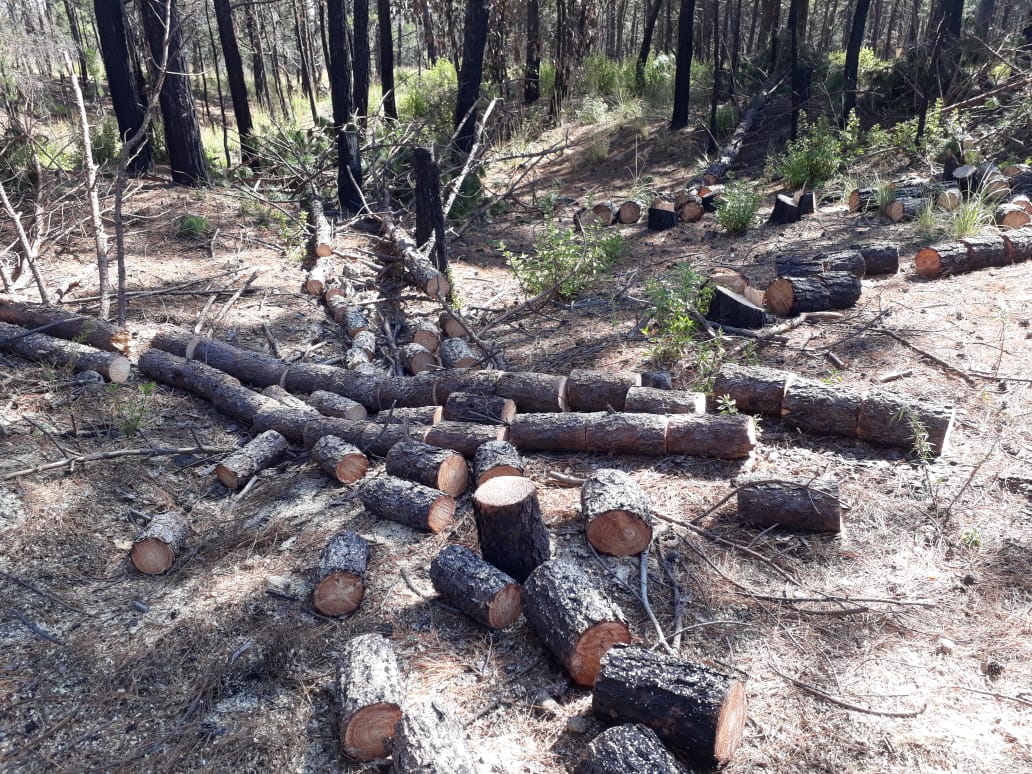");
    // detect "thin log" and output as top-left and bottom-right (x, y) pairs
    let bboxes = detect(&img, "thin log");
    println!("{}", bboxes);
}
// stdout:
(261, 384), (311, 410)
(429, 544), (523, 629)
(306, 390), (368, 420)
(130, 511), (188, 575)
(582, 469), (653, 556)
(311, 435), (369, 483)
(736, 474), (841, 531)
(377, 218), (451, 299)
(375, 374), (438, 410)
(702, 72), (779, 184)
(438, 337), (478, 368)
(0, 298), (130, 353)
(424, 420), (510, 458)
(313, 530), (368, 616)
(359, 474), (456, 532)
(251, 404), (320, 443)
(0, 321), (131, 382)
(304, 257), (335, 295)
(473, 475), (550, 583)
(385, 439), (469, 496)
(473, 440), (525, 486)
(565, 369), (642, 412)
(336, 633), (404, 761)
(215, 429), (289, 489)
(431, 368), (502, 403)
(304, 192), (333, 259)
(624, 386), (705, 415)
(370, 405), (442, 425)
(442, 391), (516, 425)
(303, 417), (428, 458)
